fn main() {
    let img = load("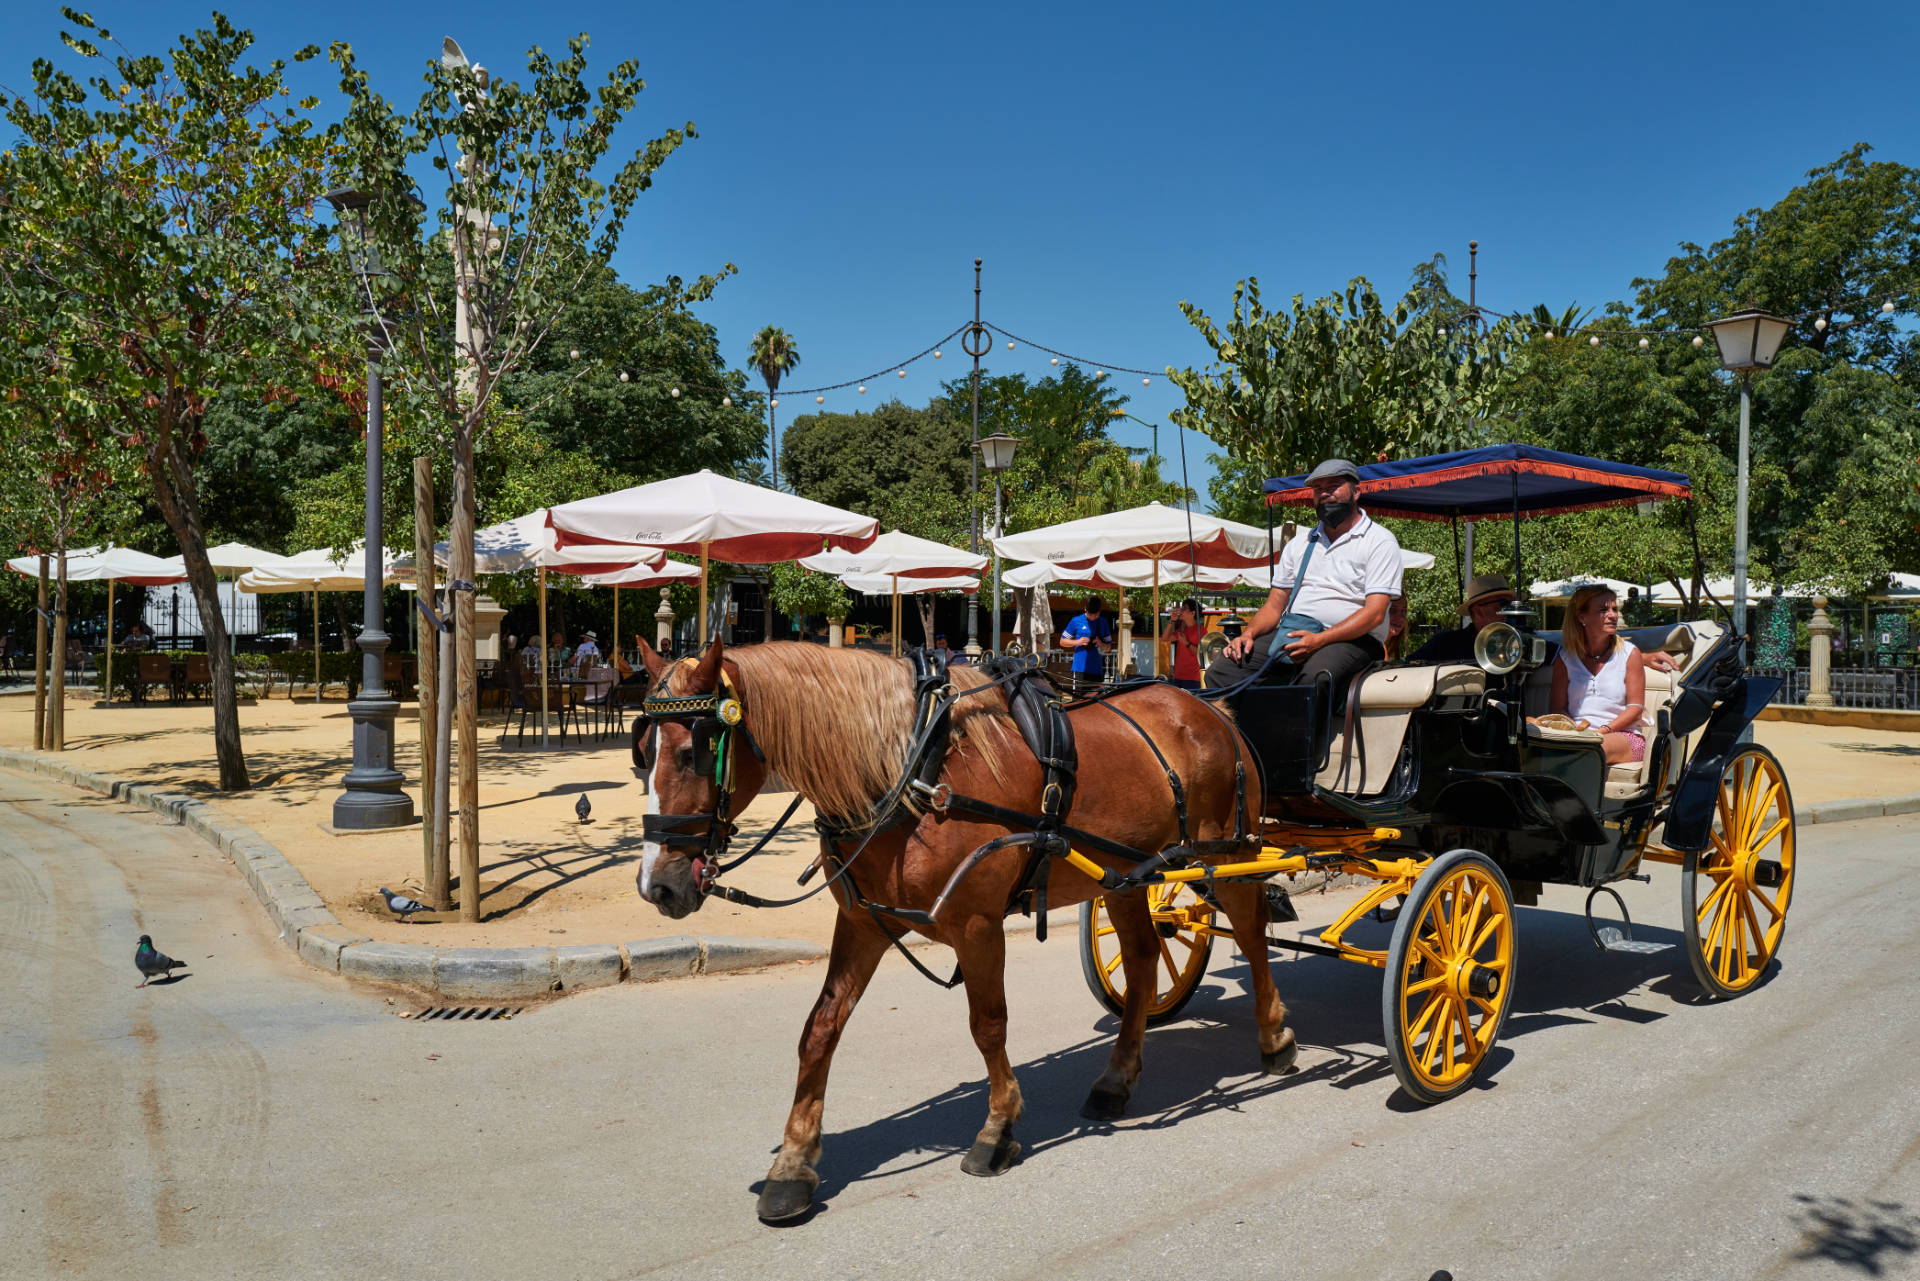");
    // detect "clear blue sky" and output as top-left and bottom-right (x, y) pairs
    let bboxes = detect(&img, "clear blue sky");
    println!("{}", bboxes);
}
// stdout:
(8, 1), (1920, 497)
